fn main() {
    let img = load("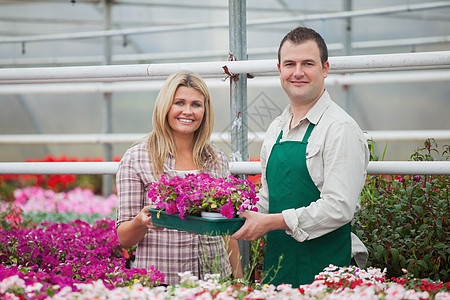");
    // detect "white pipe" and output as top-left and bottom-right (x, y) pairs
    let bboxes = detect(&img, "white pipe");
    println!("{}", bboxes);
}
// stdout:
(0, 162), (120, 175)
(330, 51), (450, 73)
(1, 70), (449, 94)
(364, 131), (450, 142)
(325, 71), (450, 85)
(0, 59), (275, 82)
(367, 161), (450, 175)
(0, 130), (449, 145)
(0, 51), (449, 84)
(0, 134), (147, 145)
(1, 2), (449, 44)
(0, 161), (449, 175)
